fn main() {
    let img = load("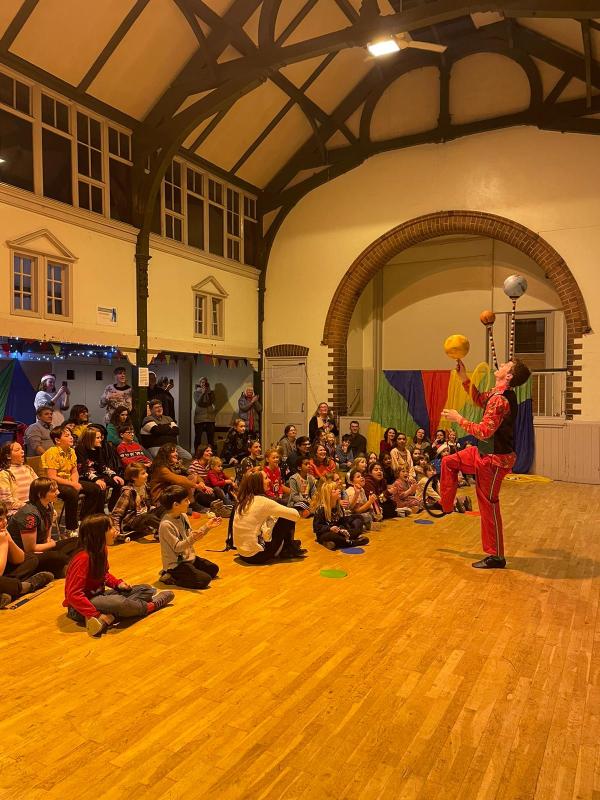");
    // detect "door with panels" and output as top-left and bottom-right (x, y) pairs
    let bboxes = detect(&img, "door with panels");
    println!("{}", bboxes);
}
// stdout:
(264, 358), (307, 447)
